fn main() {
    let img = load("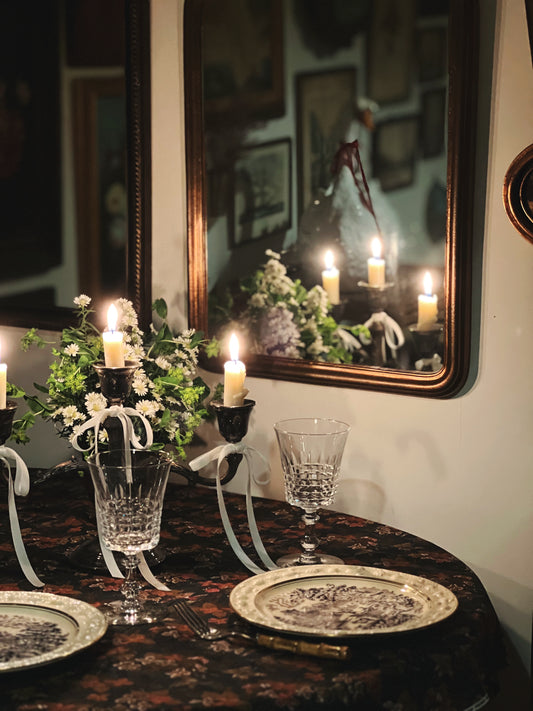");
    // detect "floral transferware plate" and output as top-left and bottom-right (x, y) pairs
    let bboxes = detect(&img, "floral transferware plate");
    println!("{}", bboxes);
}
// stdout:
(0, 591), (107, 672)
(230, 564), (458, 638)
